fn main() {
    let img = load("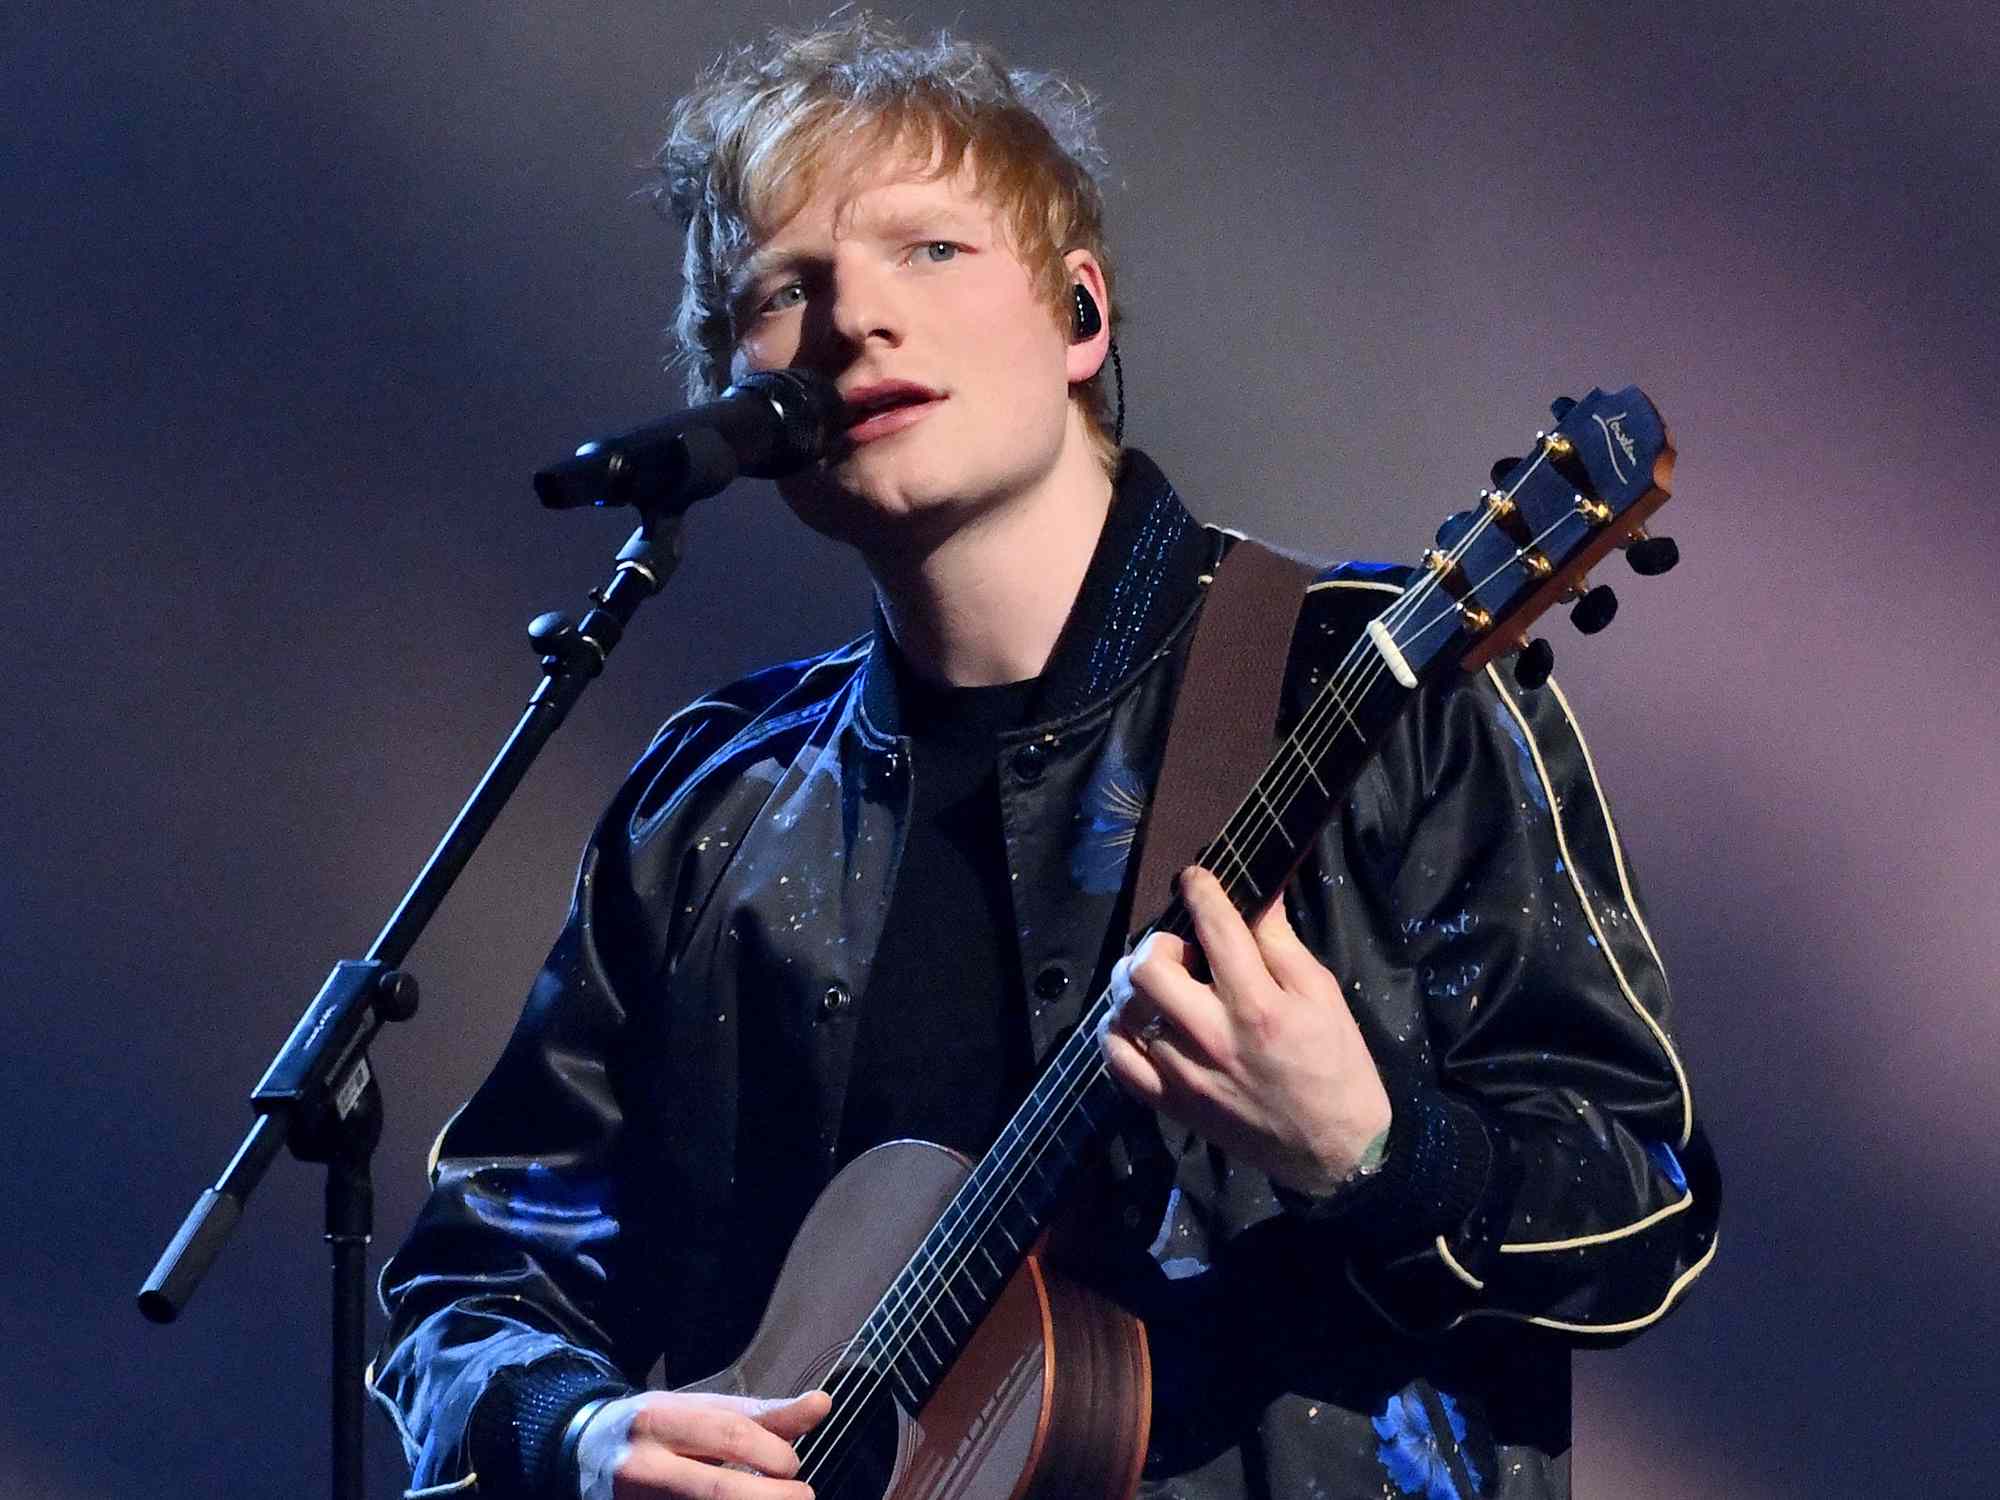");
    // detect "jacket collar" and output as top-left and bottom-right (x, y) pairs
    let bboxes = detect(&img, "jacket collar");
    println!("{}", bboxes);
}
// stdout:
(857, 449), (1214, 739)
